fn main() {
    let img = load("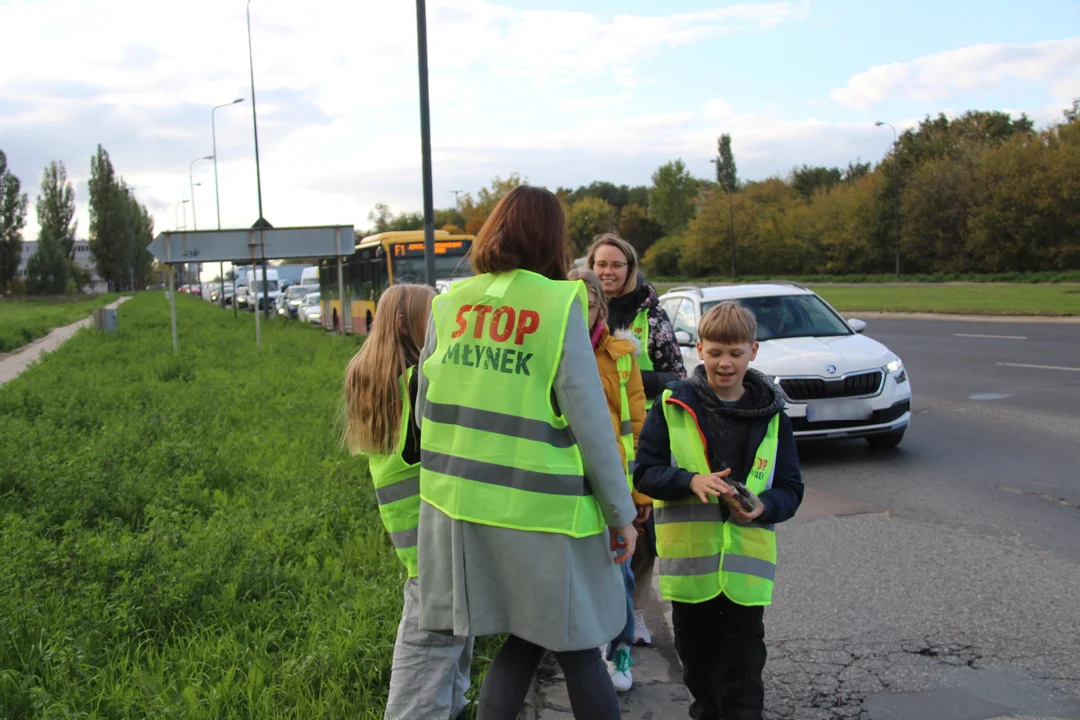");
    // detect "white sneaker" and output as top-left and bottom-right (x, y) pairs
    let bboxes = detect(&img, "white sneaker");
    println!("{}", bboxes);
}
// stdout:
(633, 609), (652, 646)
(606, 645), (633, 692)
